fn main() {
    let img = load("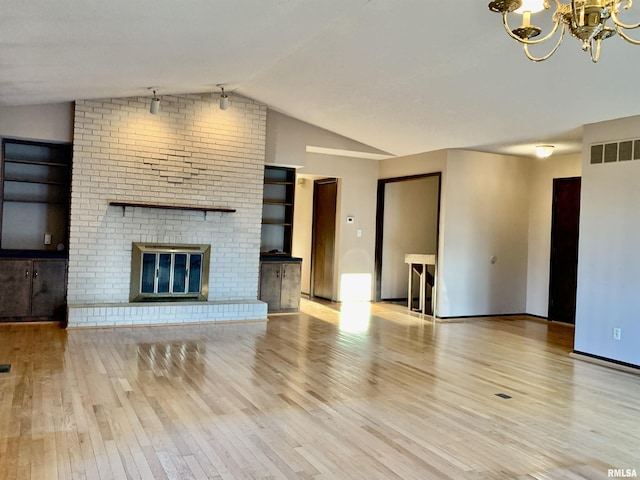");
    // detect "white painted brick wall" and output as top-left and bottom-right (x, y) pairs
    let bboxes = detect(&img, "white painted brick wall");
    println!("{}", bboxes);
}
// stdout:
(68, 93), (266, 321)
